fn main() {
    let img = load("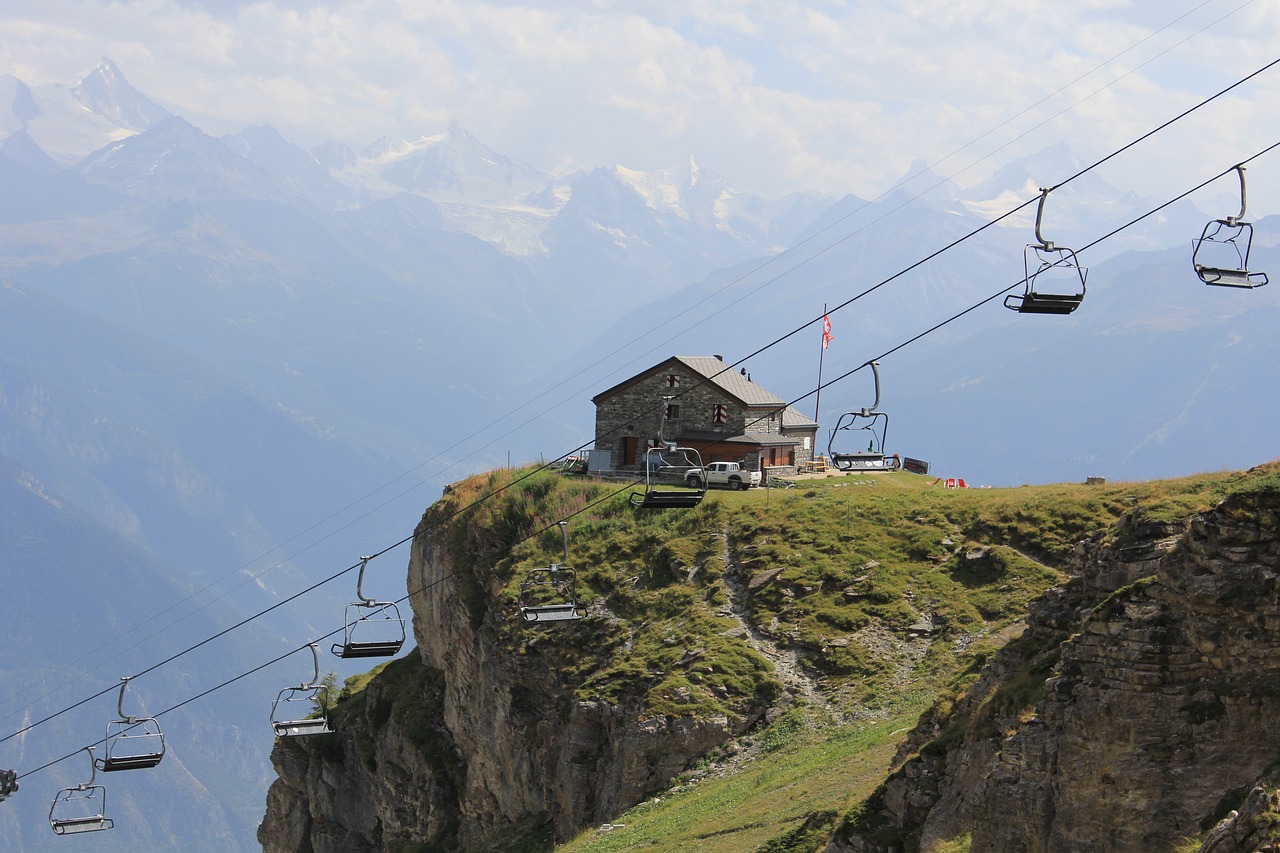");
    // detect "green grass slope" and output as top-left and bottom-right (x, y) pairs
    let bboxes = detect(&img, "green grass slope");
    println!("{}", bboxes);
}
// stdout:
(346, 463), (1269, 852)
